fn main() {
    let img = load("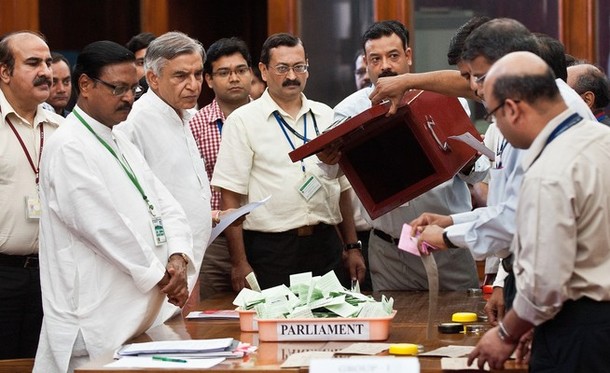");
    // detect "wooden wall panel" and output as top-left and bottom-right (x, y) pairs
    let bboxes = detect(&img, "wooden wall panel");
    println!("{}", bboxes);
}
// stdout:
(267, 0), (297, 36)
(0, 0), (39, 35)
(374, 0), (411, 24)
(559, 0), (595, 62)
(140, 0), (169, 35)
